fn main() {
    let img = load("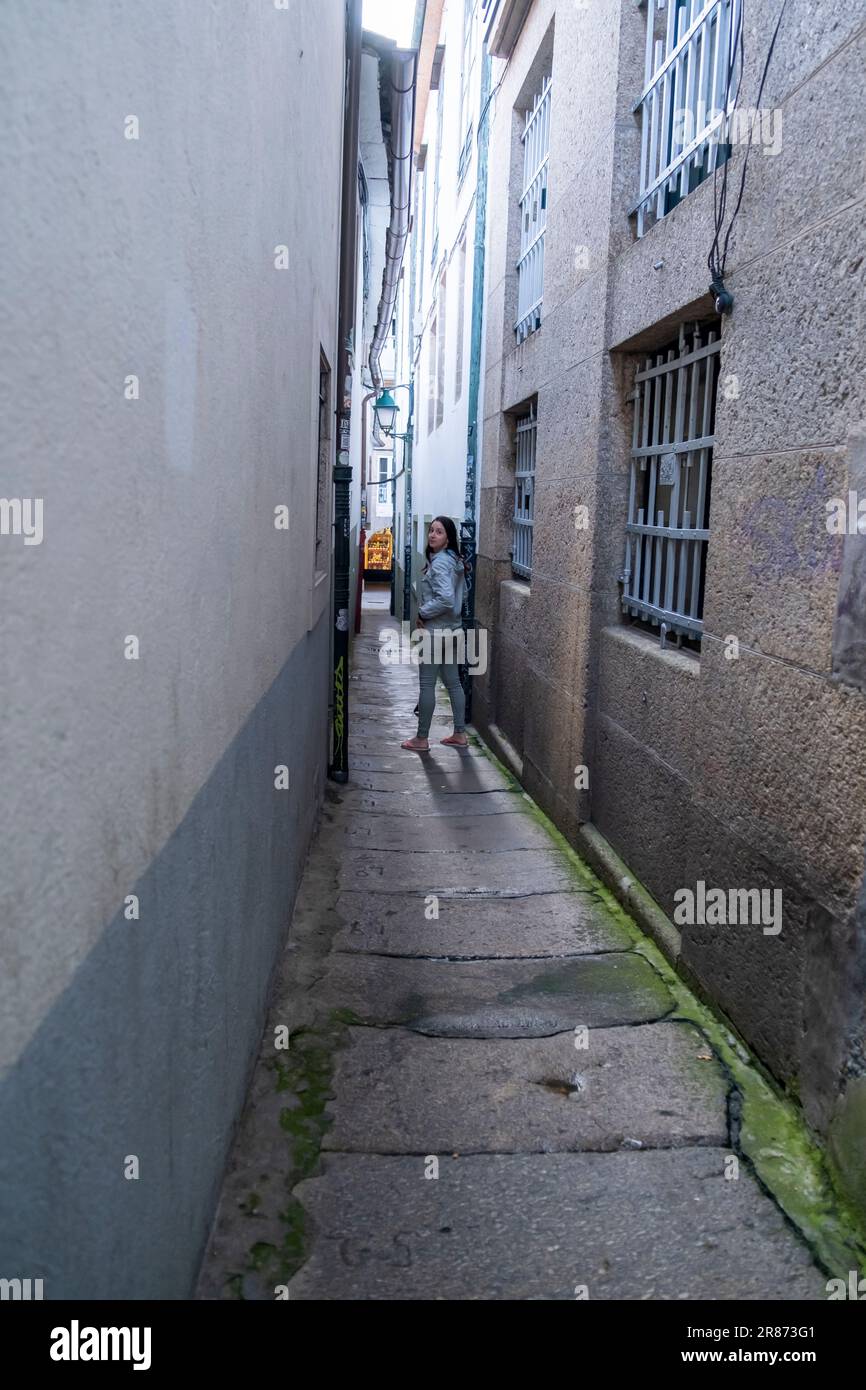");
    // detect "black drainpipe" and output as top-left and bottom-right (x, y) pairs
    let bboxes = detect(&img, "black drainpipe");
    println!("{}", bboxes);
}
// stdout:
(329, 0), (363, 784)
